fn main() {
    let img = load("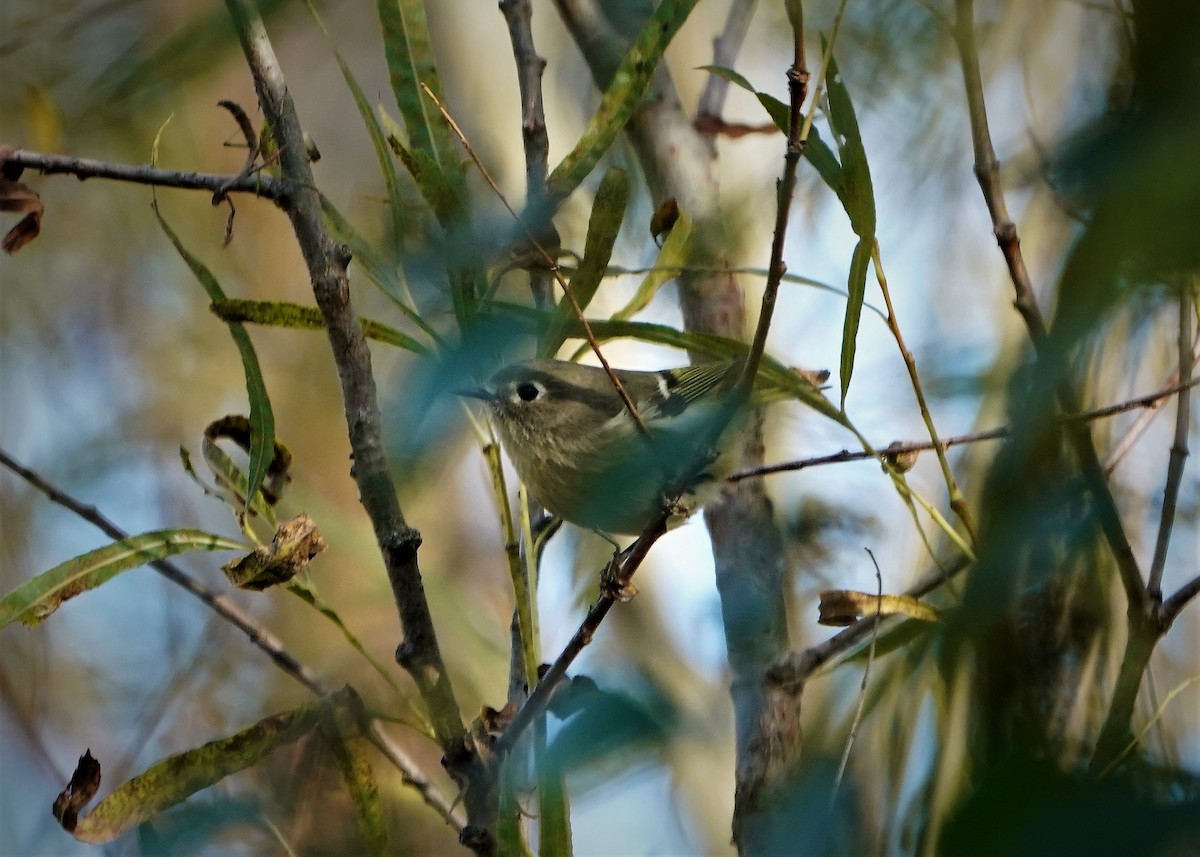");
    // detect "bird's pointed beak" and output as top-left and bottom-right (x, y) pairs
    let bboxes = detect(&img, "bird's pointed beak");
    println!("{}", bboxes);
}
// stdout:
(455, 384), (494, 402)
